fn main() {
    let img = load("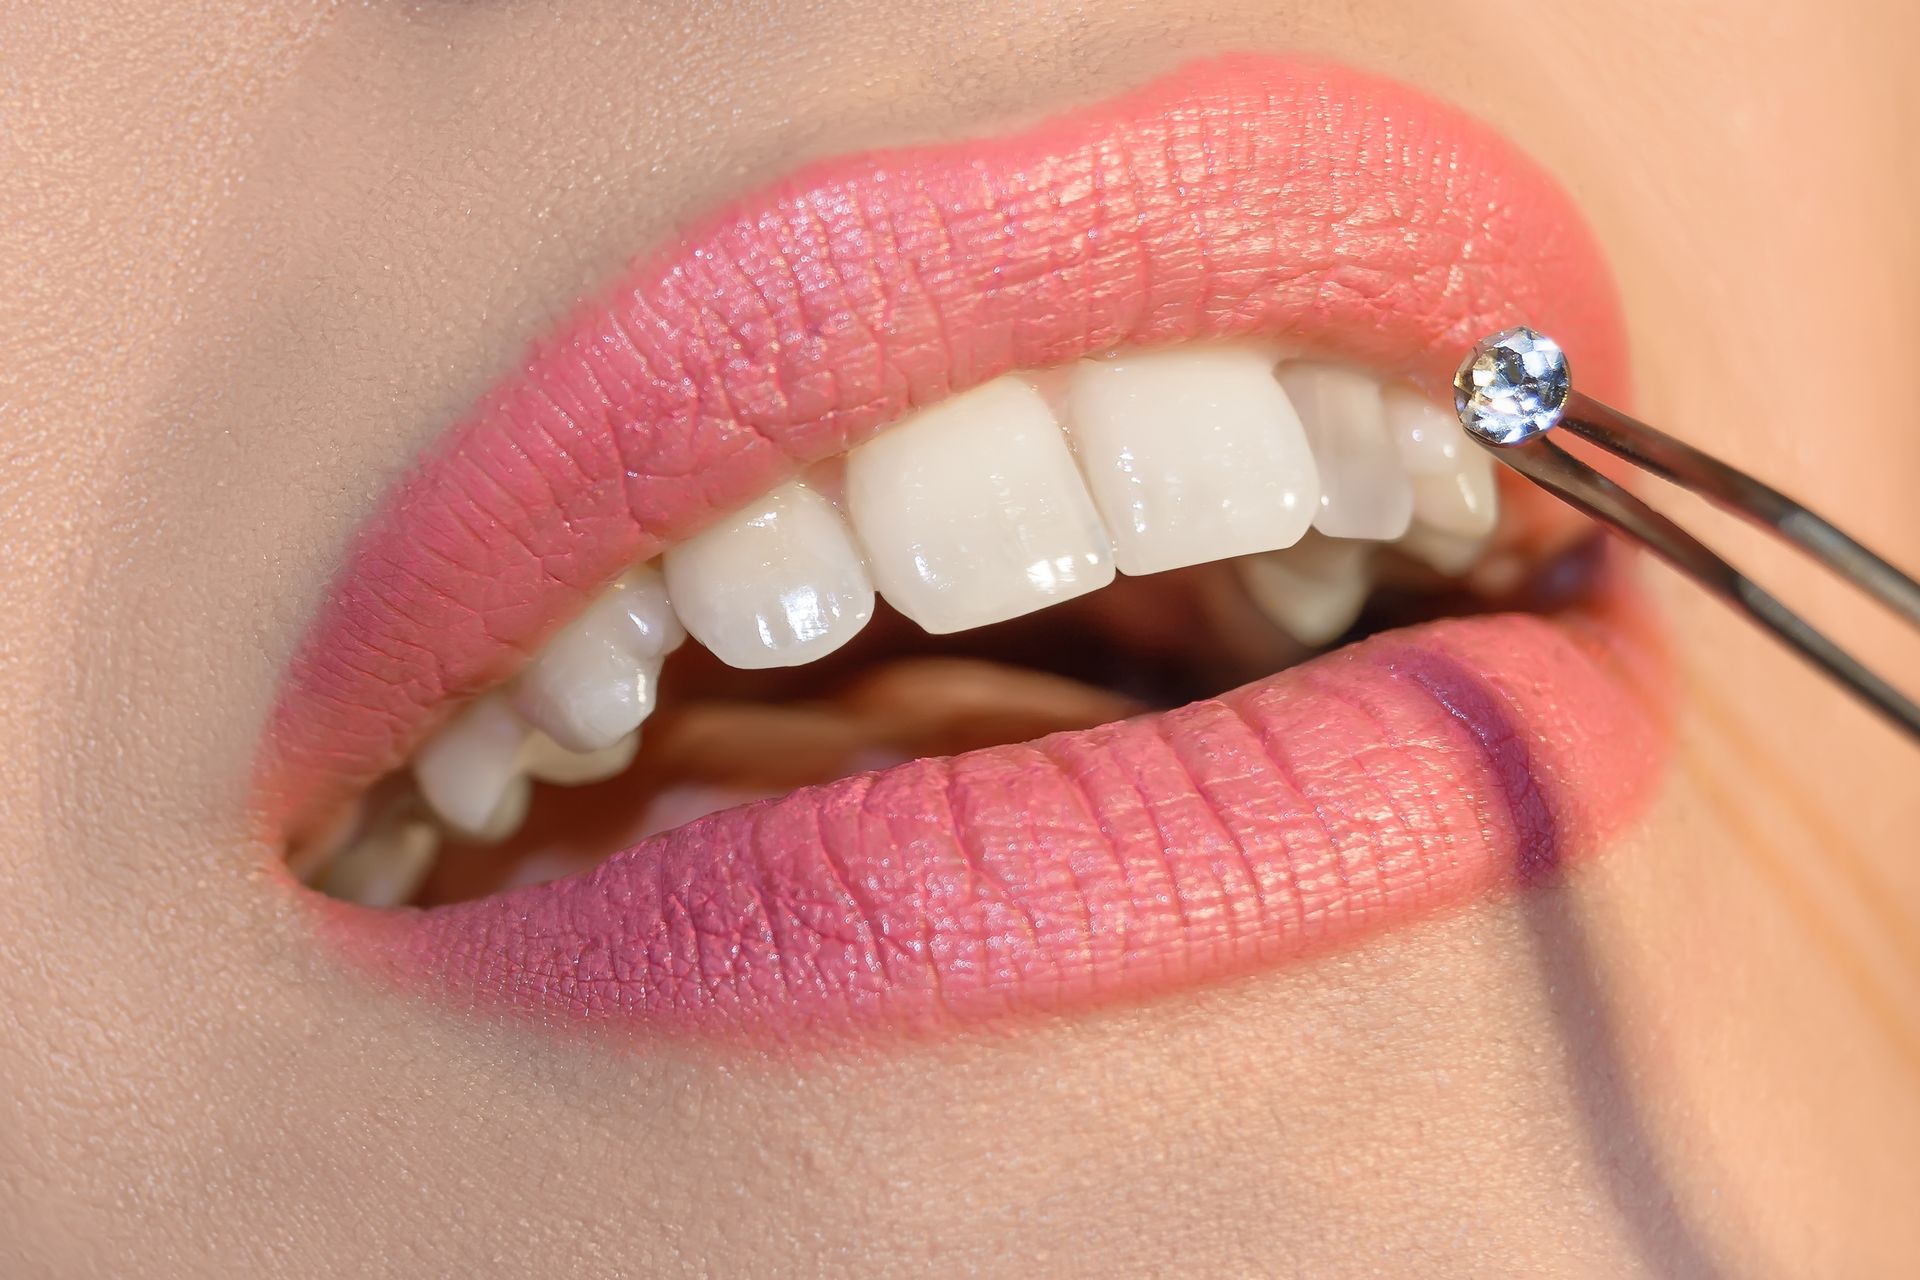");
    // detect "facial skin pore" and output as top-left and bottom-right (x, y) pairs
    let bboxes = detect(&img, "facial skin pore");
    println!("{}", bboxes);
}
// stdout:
(3, 2), (1917, 1275)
